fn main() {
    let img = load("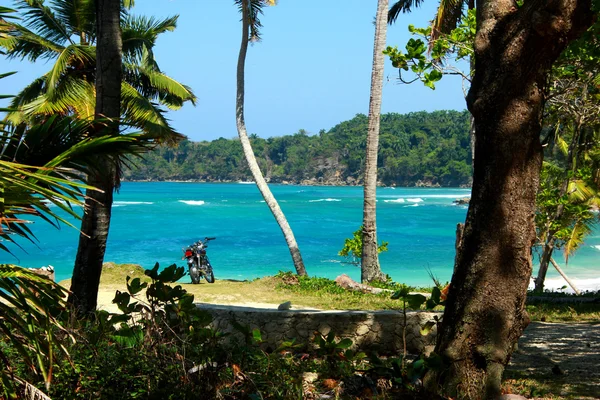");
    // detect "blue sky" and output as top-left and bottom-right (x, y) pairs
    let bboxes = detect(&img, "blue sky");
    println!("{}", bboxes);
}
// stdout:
(1, 1), (467, 141)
